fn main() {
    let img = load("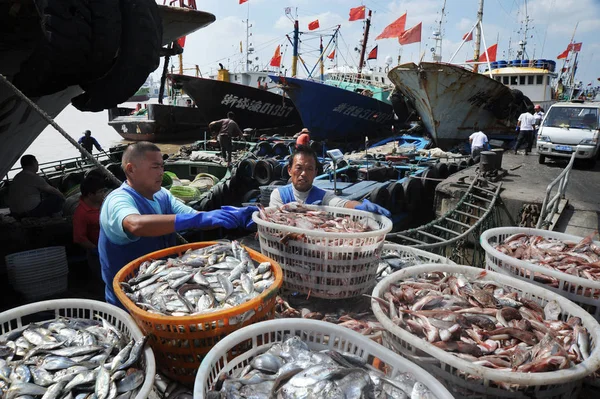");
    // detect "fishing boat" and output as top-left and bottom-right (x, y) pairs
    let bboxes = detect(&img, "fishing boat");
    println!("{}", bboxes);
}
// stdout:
(0, 0), (216, 179)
